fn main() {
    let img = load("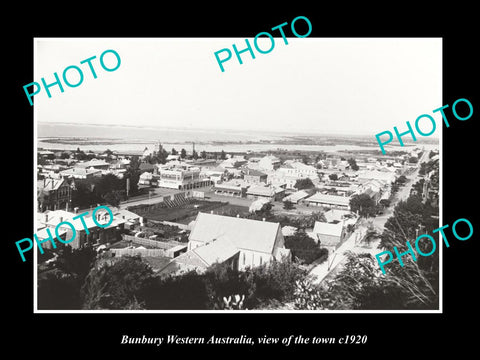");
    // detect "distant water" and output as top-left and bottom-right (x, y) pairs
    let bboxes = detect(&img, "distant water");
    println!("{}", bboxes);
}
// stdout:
(38, 122), (283, 143)
(37, 122), (437, 154)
